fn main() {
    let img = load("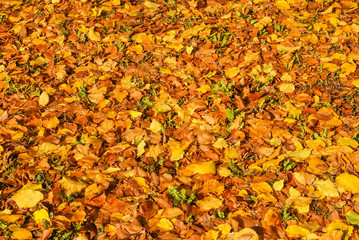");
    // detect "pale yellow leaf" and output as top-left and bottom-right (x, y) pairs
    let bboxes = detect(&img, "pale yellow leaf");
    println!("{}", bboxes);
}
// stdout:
(129, 110), (142, 119)
(315, 179), (339, 197)
(12, 187), (44, 209)
(137, 140), (146, 157)
(149, 119), (162, 133)
(39, 91), (49, 106)
(273, 180), (284, 191)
